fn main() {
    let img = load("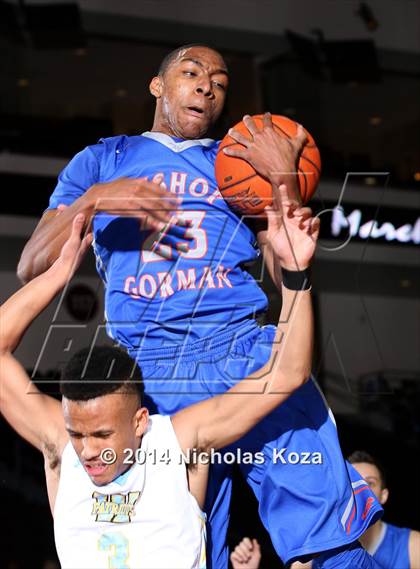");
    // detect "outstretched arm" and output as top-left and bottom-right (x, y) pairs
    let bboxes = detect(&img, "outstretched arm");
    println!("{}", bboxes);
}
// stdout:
(0, 215), (92, 452)
(173, 185), (319, 453)
(17, 174), (180, 284)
